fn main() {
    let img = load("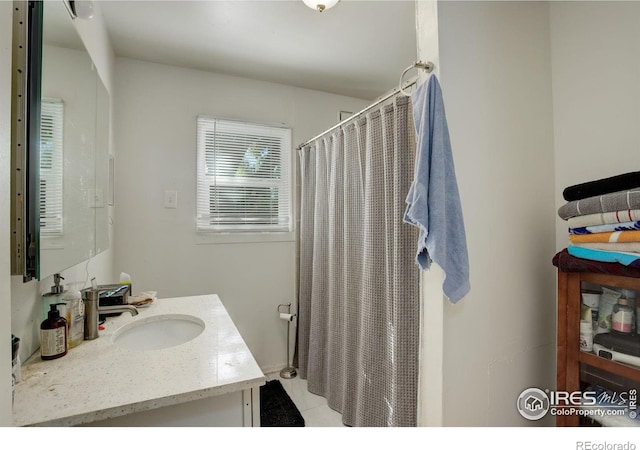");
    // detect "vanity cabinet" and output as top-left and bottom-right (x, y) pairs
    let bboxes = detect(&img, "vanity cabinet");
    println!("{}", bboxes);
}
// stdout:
(12, 295), (266, 427)
(556, 270), (640, 427)
(82, 391), (255, 427)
